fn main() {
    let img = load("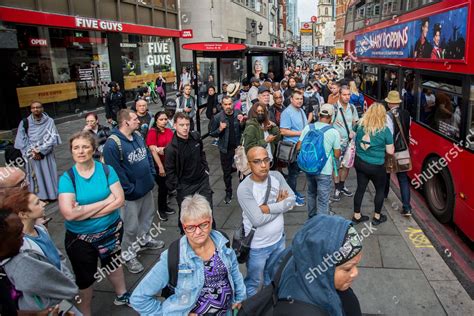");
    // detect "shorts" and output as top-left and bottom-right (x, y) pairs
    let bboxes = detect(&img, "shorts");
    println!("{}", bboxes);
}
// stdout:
(65, 220), (123, 289)
(336, 143), (348, 169)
